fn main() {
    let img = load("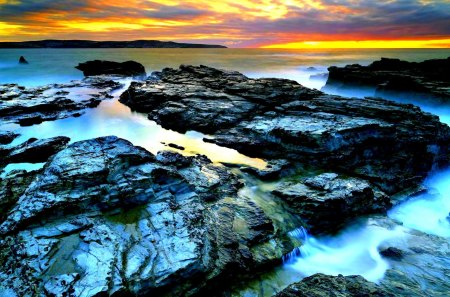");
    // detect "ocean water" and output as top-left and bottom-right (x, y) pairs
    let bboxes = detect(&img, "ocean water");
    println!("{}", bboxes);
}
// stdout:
(1, 48), (450, 295)
(1, 48), (449, 87)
